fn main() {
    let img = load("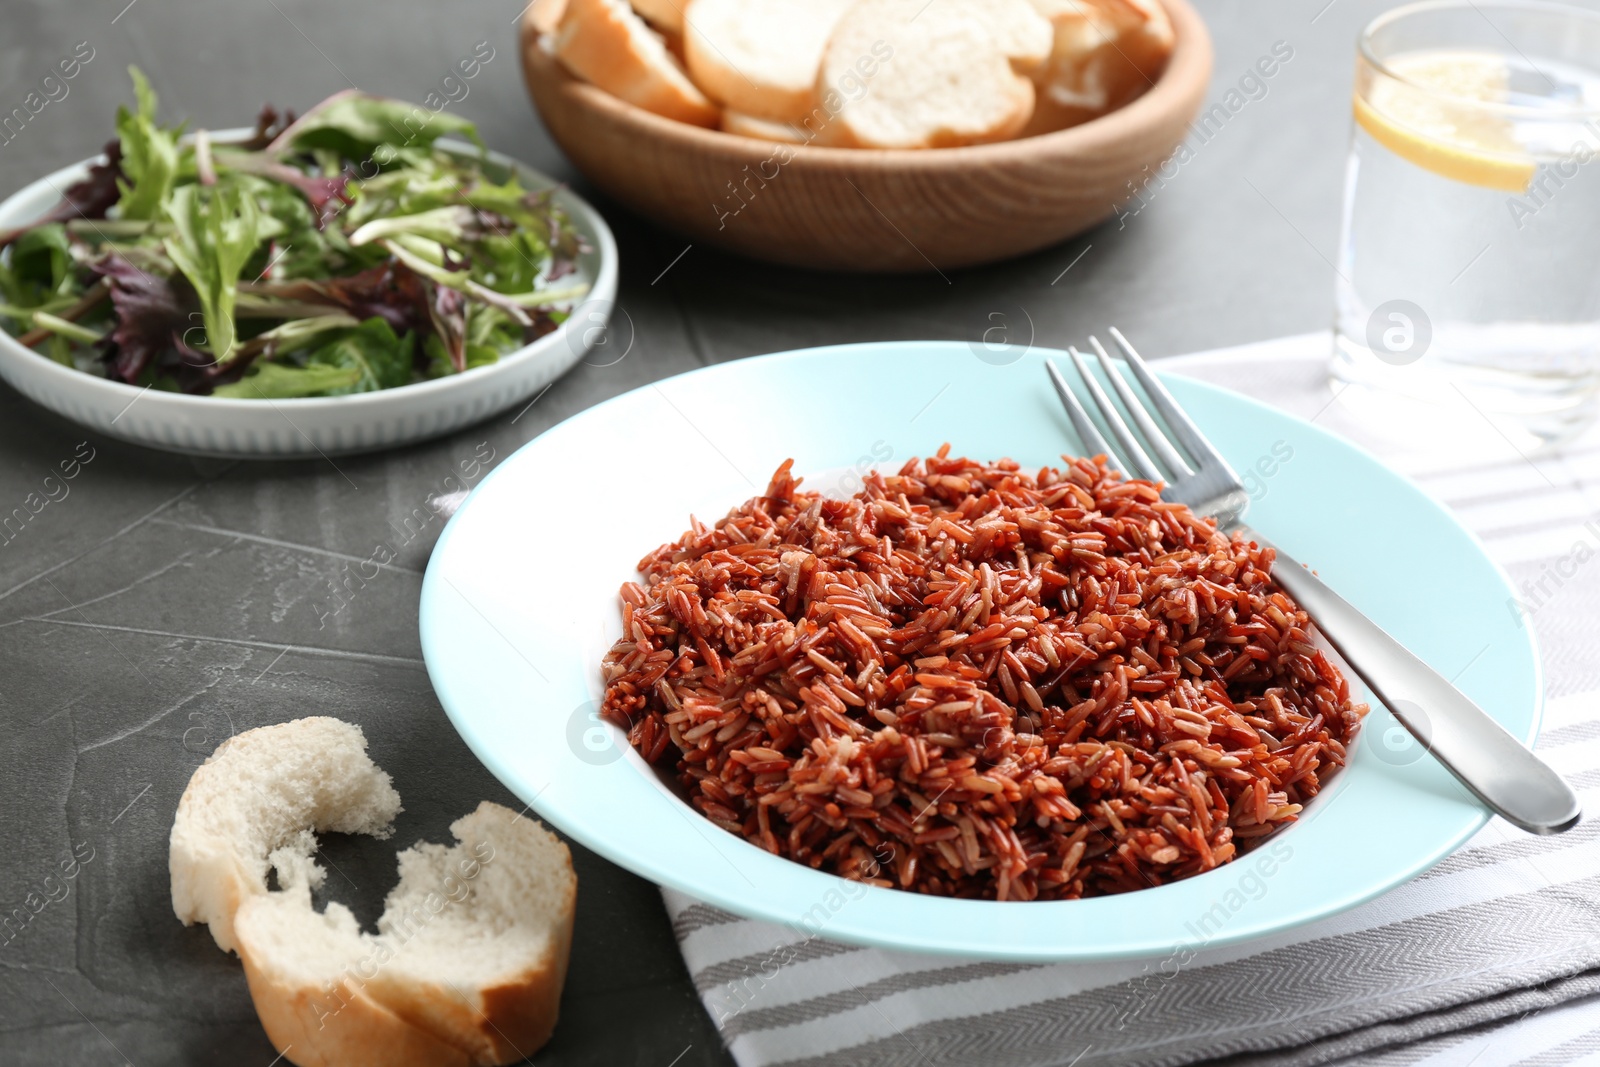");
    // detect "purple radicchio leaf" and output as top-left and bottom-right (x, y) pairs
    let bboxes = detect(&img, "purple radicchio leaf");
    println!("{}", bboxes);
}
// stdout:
(0, 140), (125, 248)
(243, 259), (432, 337)
(235, 104), (297, 152)
(91, 254), (190, 383)
(428, 282), (467, 373)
